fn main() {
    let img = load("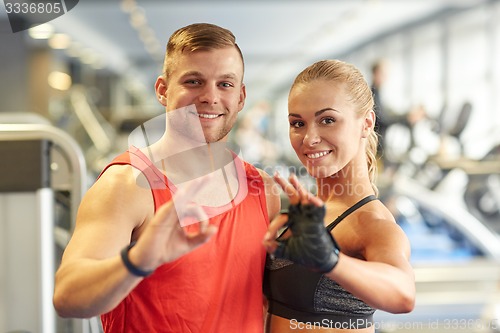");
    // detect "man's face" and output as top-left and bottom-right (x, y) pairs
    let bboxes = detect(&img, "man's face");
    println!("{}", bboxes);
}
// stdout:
(160, 47), (246, 143)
